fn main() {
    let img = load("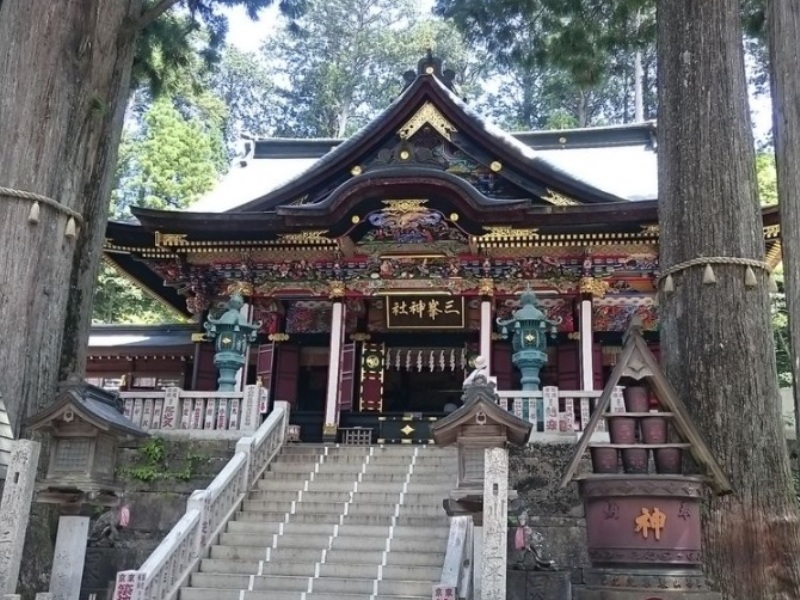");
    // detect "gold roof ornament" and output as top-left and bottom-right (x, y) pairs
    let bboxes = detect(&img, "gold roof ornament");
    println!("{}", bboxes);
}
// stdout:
(398, 102), (458, 141)
(640, 224), (660, 236)
(276, 230), (331, 244)
(329, 281), (346, 298)
(381, 199), (429, 214)
(578, 277), (610, 299)
(763, 224), (780, 239)
(154, 232), (188, 247)
(542, 189), (580, 206)
(475, 226), (539, 243)
(227, 281), (254, 297)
